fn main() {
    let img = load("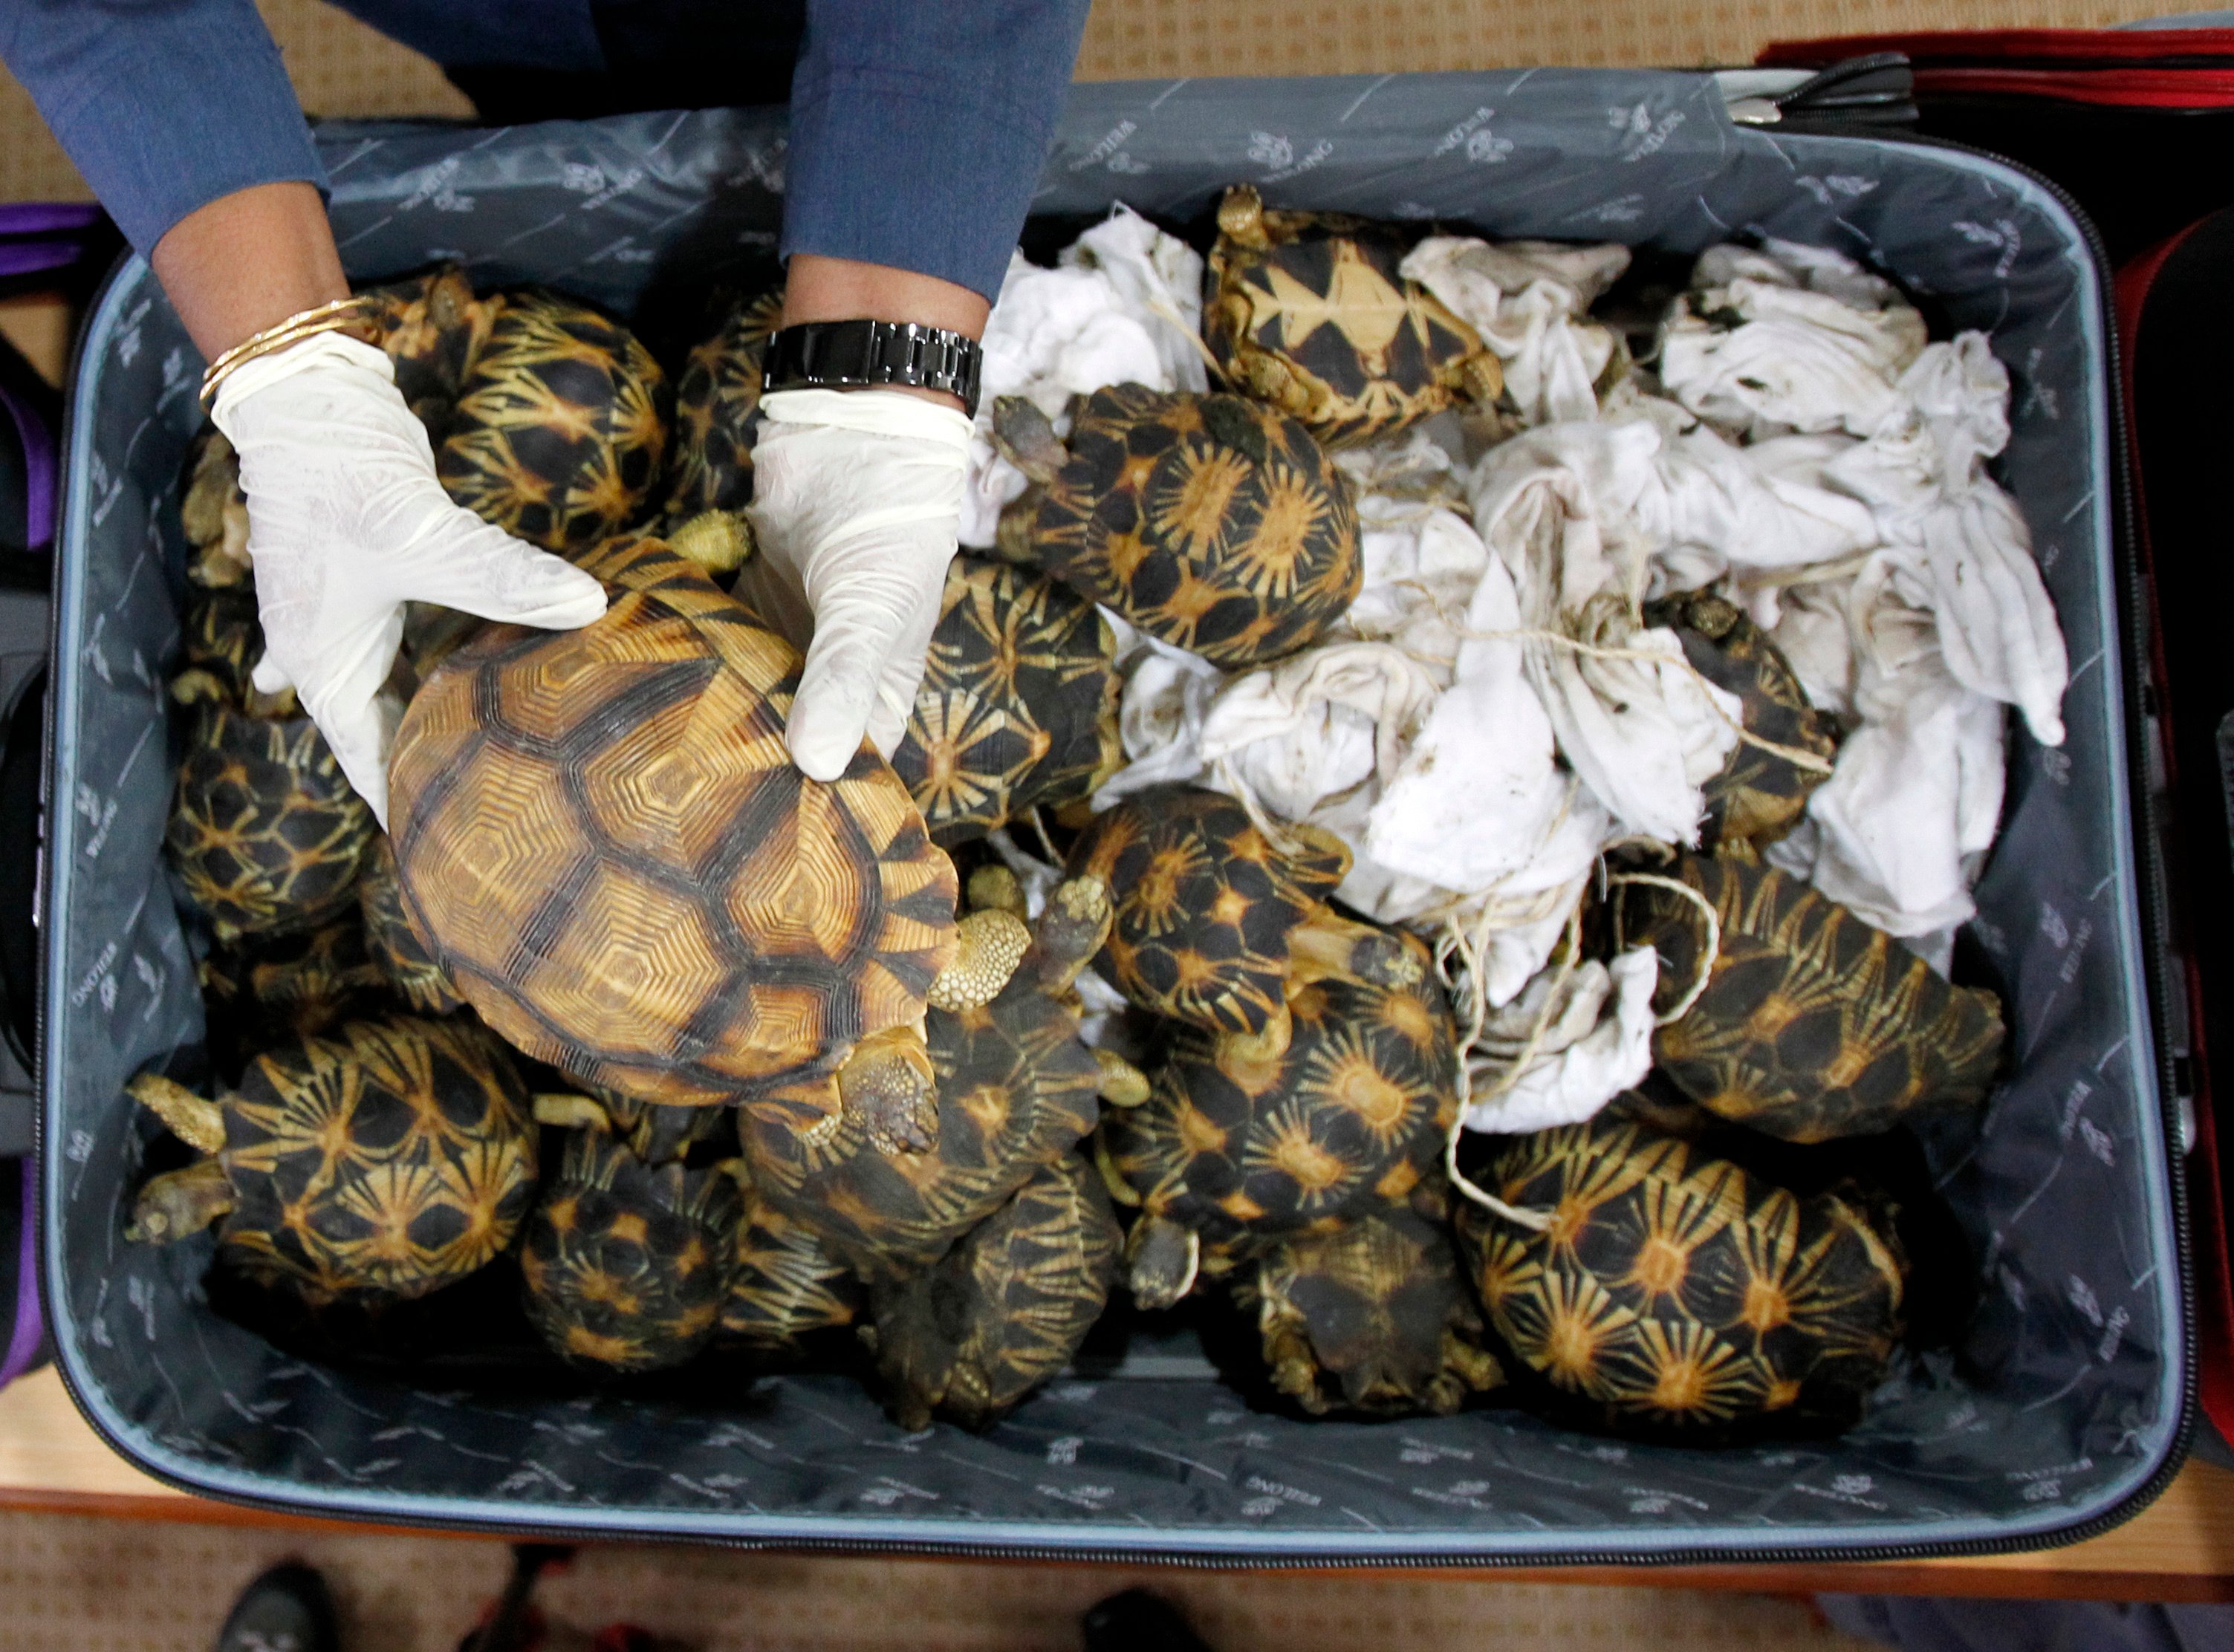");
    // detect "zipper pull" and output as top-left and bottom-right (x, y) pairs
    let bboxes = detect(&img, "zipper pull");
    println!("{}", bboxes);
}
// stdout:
(1721, 52), (1920, 130)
